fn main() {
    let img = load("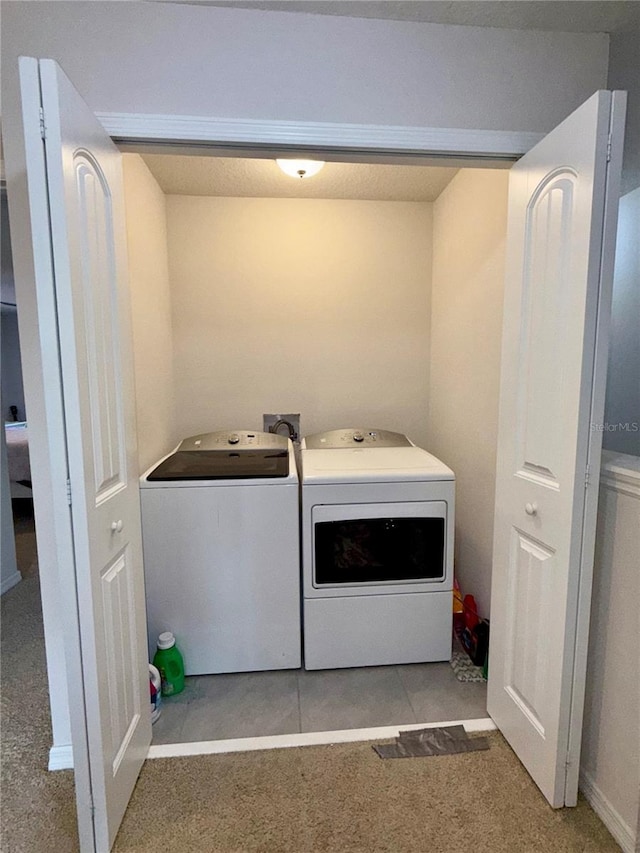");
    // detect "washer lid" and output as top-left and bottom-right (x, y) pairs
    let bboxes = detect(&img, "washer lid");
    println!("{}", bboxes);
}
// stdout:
(303, 428), (412, 449)
(301, 446), (454, 484)
(146, 430), (290, 481)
